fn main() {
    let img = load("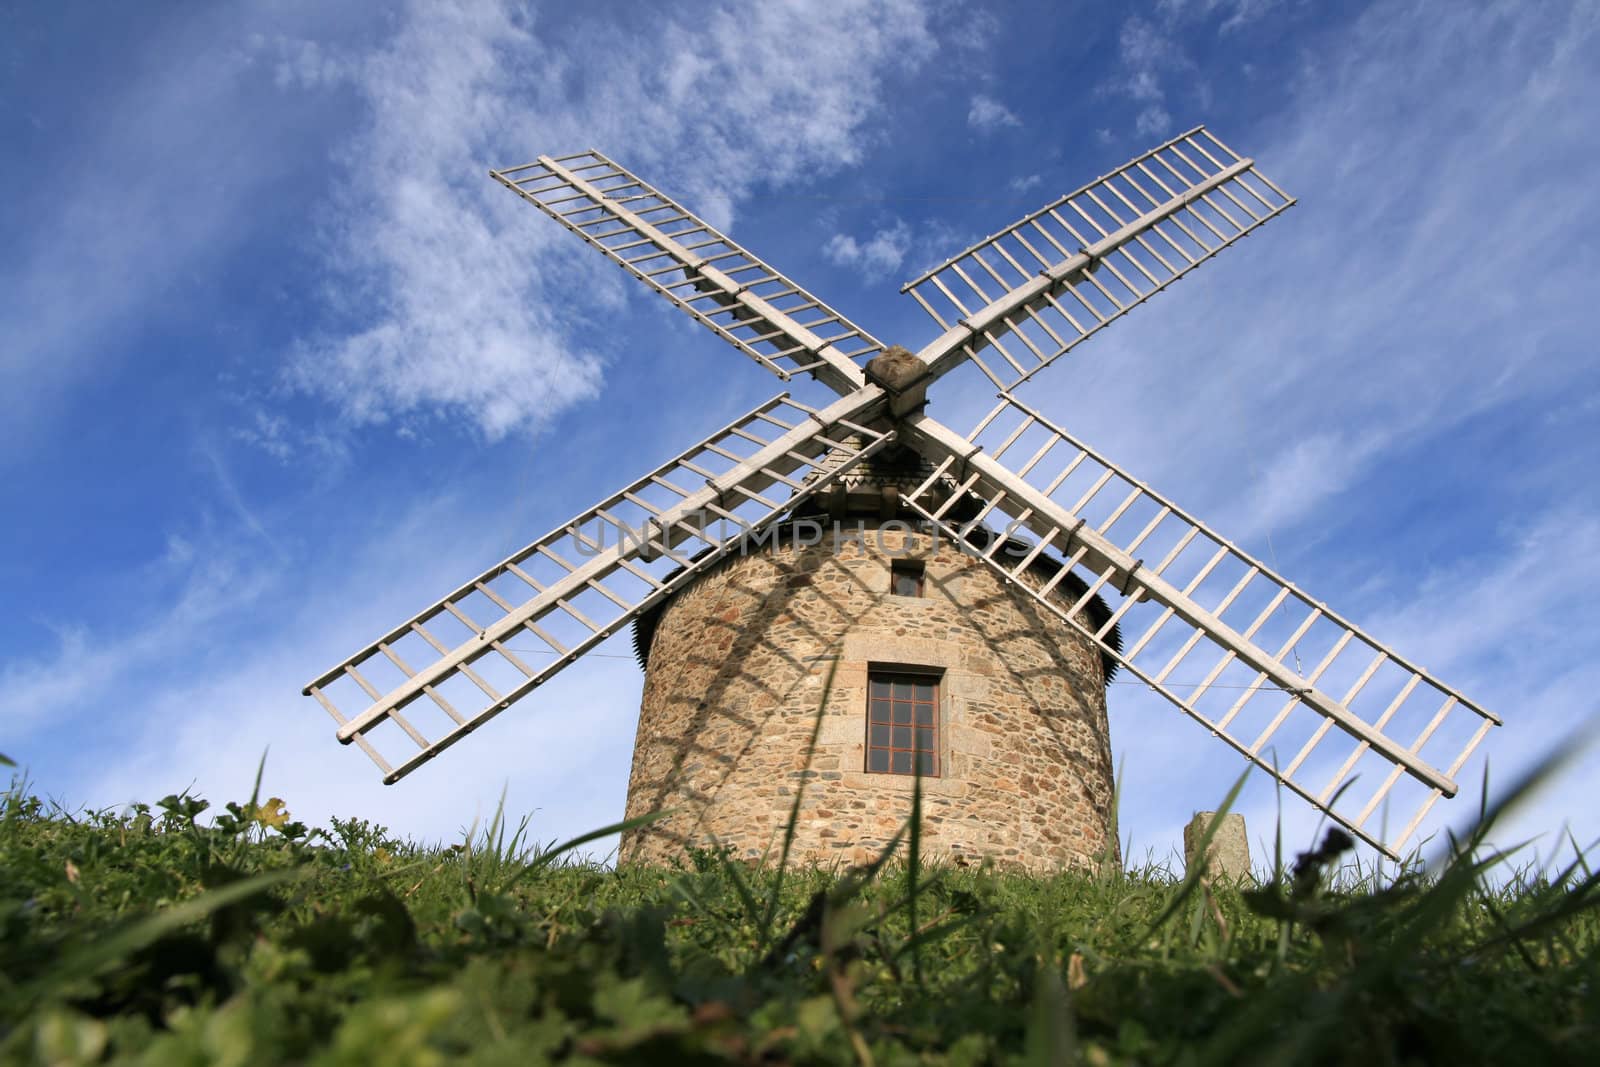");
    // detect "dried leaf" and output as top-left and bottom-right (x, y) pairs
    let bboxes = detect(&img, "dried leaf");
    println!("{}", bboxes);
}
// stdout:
(252, 798), (291, 831)
(1067, 952), (1087, 991)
